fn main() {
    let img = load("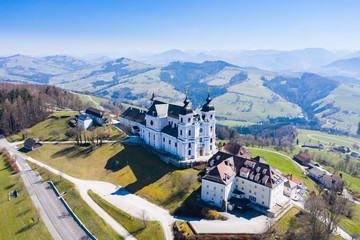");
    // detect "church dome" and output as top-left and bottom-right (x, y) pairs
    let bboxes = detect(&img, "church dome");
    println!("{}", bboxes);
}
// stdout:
(201, 93), (215, 112)
(179, 94), (194, 115)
